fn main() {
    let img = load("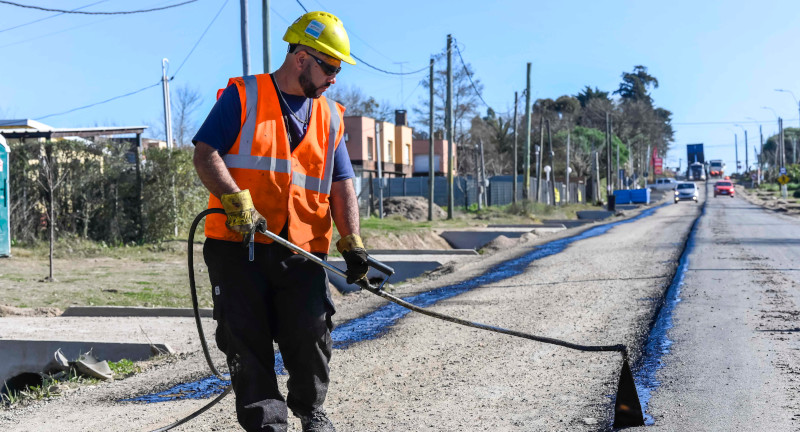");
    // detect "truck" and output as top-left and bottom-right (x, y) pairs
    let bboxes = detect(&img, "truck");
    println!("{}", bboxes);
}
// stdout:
(686, 143), (706, 181)
(709, 159), (725, 178)
(648, 177), (678, 191)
